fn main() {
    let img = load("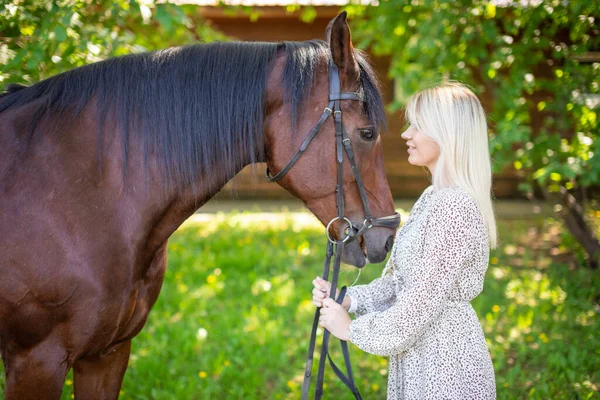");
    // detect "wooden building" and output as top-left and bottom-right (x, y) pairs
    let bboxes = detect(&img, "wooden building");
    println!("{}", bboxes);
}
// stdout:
(180, 0), (522, 199)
